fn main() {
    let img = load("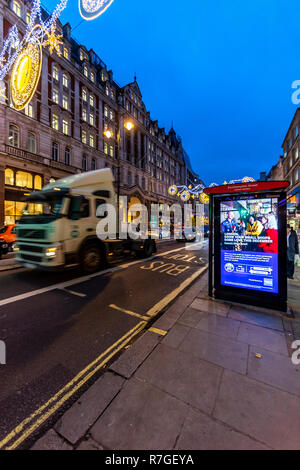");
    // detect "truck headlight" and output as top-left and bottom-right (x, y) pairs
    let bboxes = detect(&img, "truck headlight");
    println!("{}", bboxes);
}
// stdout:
(13, 245), (19, 252)
(45, 247), (57, 258)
